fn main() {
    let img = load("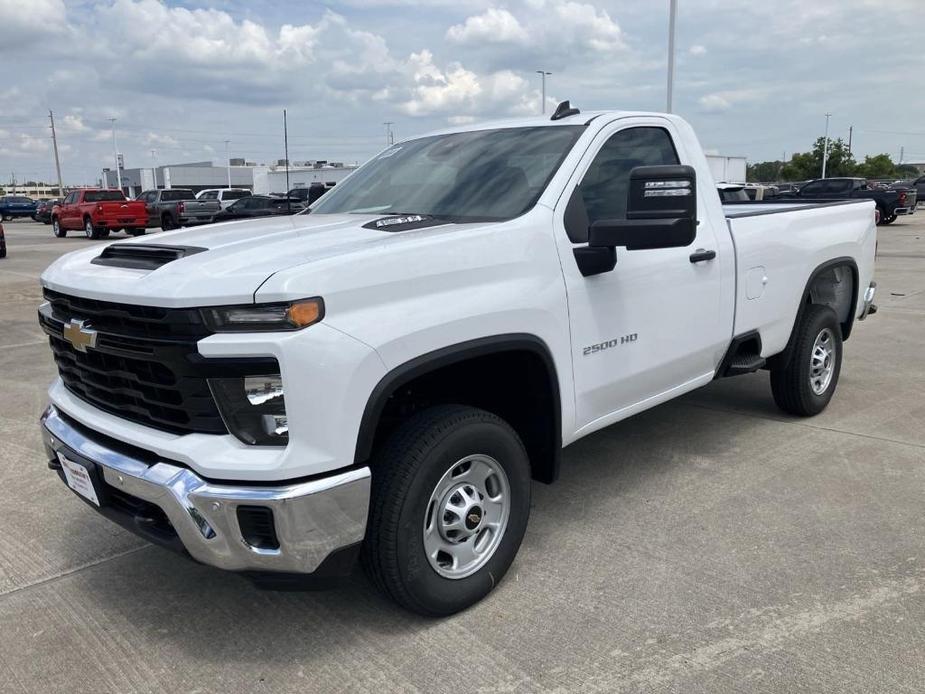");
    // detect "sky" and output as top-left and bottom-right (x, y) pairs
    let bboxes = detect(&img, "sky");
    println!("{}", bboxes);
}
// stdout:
(1, 0), (923, 186)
